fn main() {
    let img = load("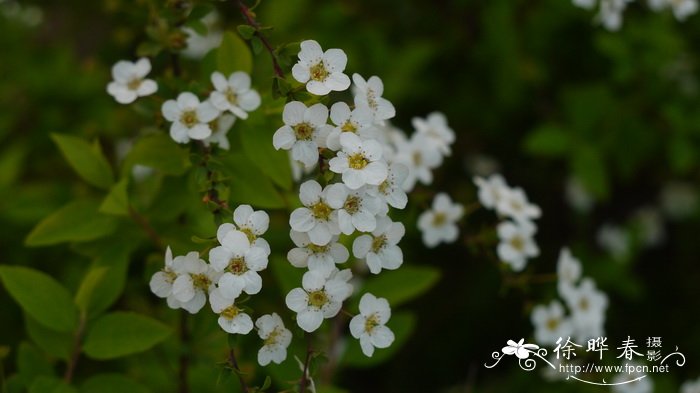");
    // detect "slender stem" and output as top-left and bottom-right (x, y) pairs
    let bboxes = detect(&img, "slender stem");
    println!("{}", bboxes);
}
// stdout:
(298, 334), (313, 393)
(320, 313), (346, 384)
(178, 312), (190, 393)
(235, 0), (285, 78)
(228, 347), (249, 393)
(63, 314), (86, 383)
(128, 206), (165, 250)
